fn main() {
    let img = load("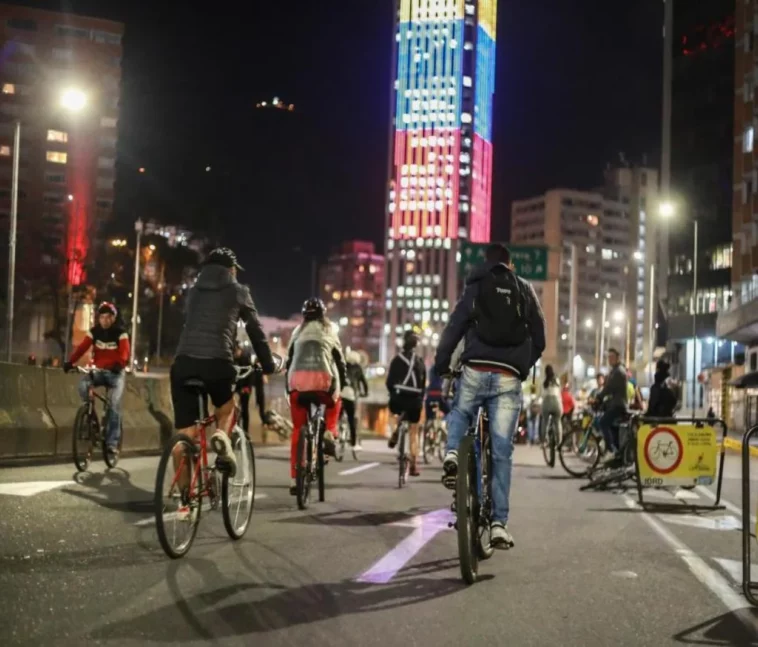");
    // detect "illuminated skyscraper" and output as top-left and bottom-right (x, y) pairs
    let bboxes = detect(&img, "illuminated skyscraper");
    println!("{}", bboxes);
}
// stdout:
(383, 0), (497, 360)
